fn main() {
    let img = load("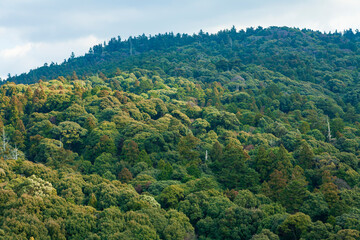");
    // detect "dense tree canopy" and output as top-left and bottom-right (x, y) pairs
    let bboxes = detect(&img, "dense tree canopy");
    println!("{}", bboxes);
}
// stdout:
(1, 26), (360, 239)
